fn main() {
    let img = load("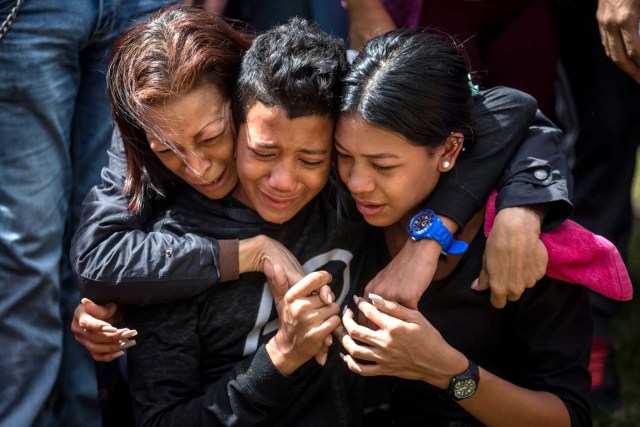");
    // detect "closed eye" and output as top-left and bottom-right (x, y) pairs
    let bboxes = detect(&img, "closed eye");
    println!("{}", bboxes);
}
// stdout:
(372, 163), (395, 172)
(300, 159), (324, 167)
(250, 149), (274, 160)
